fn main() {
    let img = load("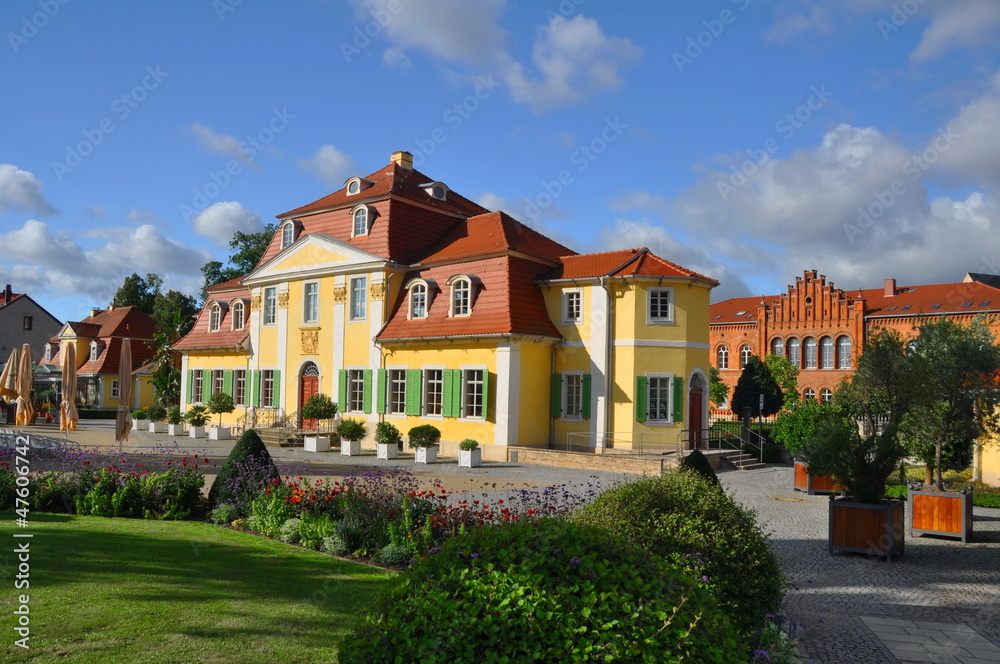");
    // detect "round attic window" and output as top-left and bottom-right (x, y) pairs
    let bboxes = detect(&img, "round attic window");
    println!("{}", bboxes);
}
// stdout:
(805, 296), (813, 304)
(347, 180), (360, 194)
(431, 185), (446, 200)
